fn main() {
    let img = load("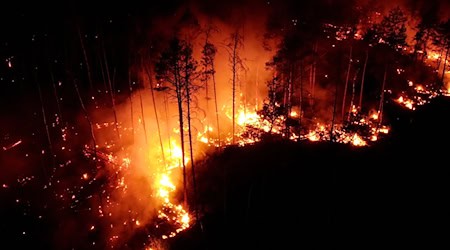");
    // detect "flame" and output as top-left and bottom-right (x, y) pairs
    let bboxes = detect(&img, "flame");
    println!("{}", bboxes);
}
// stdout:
(351, 134), (366, 147)
(307, 131), (320, 142)
(396, 95), (415, 110)
(153, 141), (191, 239)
